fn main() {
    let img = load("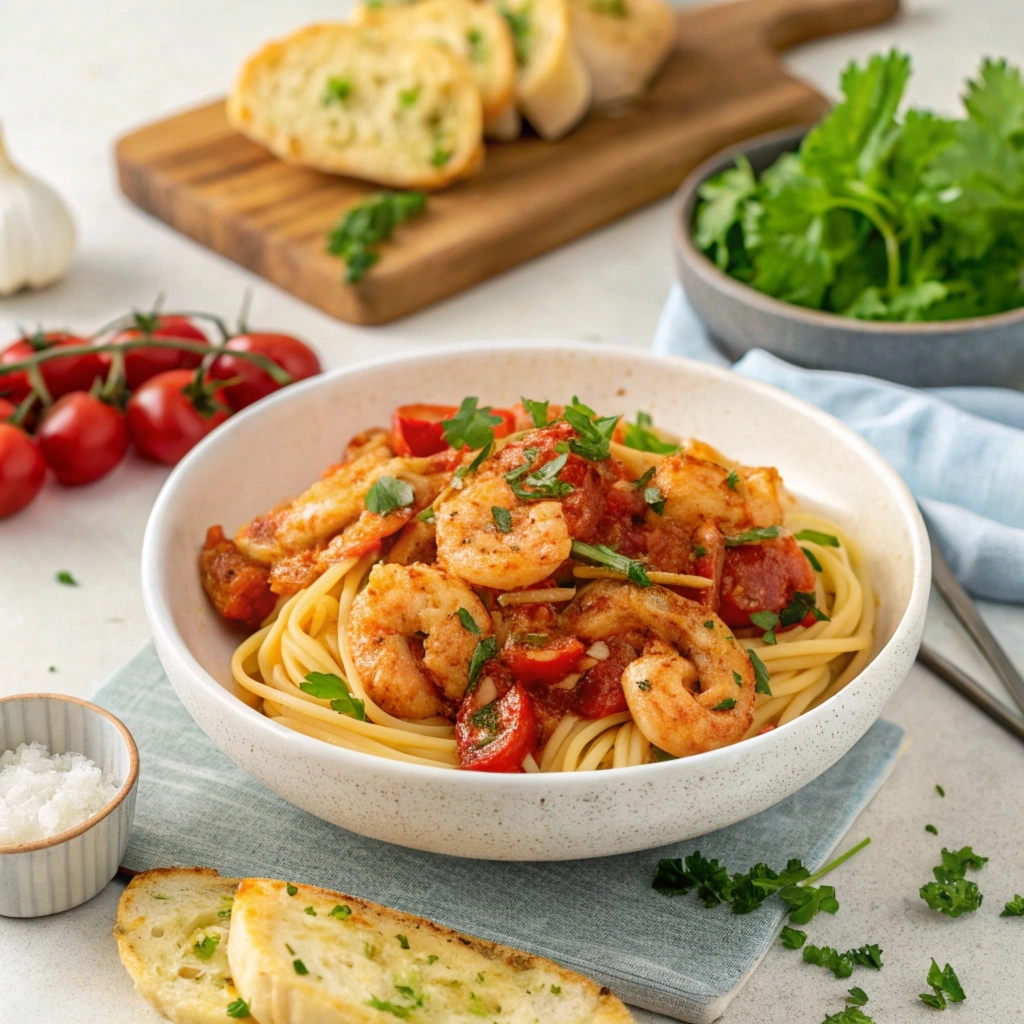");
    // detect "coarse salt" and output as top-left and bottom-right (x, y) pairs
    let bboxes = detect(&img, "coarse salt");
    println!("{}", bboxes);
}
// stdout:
(0, 741), (118, 845)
